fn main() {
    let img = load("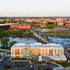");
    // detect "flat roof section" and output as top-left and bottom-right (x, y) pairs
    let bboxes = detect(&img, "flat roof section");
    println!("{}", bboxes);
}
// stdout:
(30, 43), (63, 48)
(11, 43), (63, 49)
(11, 43), (26, 48)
